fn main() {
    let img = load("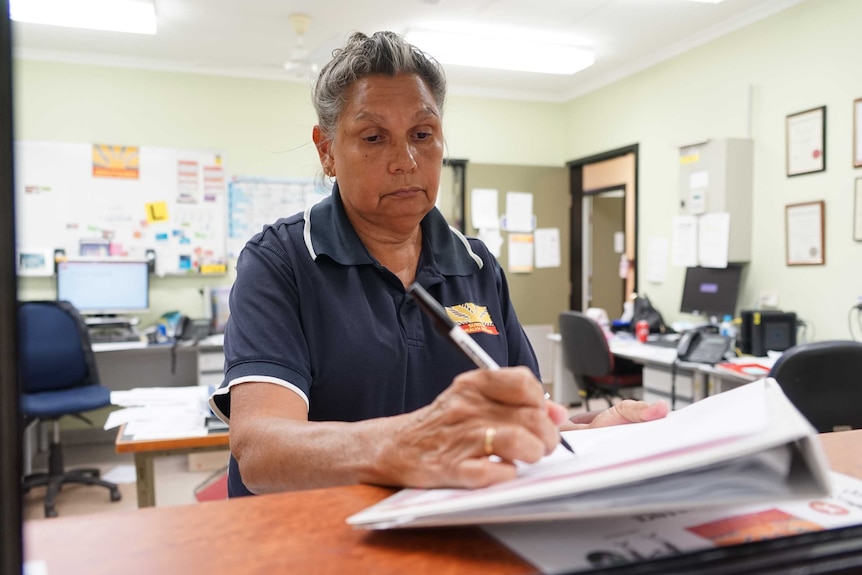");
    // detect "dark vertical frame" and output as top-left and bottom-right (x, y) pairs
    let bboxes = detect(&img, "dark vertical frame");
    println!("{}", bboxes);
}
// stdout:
(443, 158), (467, 233)
(855, 98), (862, 169)
(566, 144), (639, 312)
(0, 0), (22, 572)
